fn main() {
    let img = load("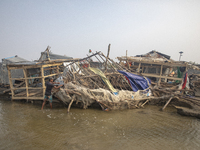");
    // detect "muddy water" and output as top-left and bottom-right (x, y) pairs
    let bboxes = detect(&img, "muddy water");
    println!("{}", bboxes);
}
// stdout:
(0, 99), (200, 150)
